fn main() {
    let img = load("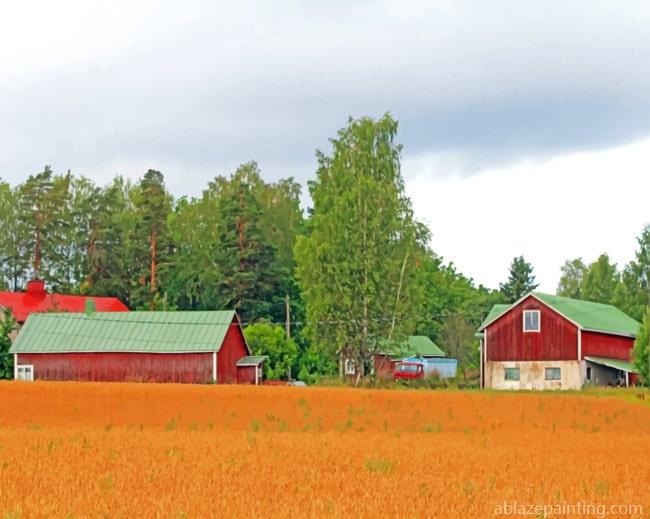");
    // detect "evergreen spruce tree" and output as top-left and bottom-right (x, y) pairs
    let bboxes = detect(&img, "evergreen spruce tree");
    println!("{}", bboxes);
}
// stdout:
(500, 256), (539, 302)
